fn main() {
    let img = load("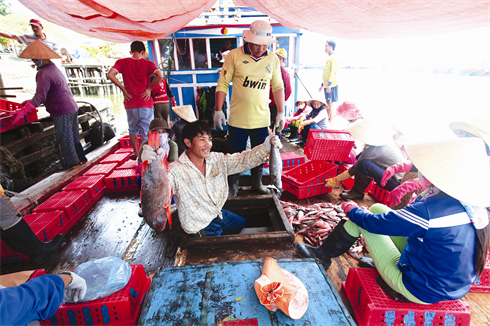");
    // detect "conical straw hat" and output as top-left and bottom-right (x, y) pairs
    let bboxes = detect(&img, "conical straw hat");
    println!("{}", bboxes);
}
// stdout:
(18, 40), (61, 59)
(449, 118), (489, 148)
(405, 137), (490, 207)
(348, 117), (393, 146)
(172, 105), (197, 123)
